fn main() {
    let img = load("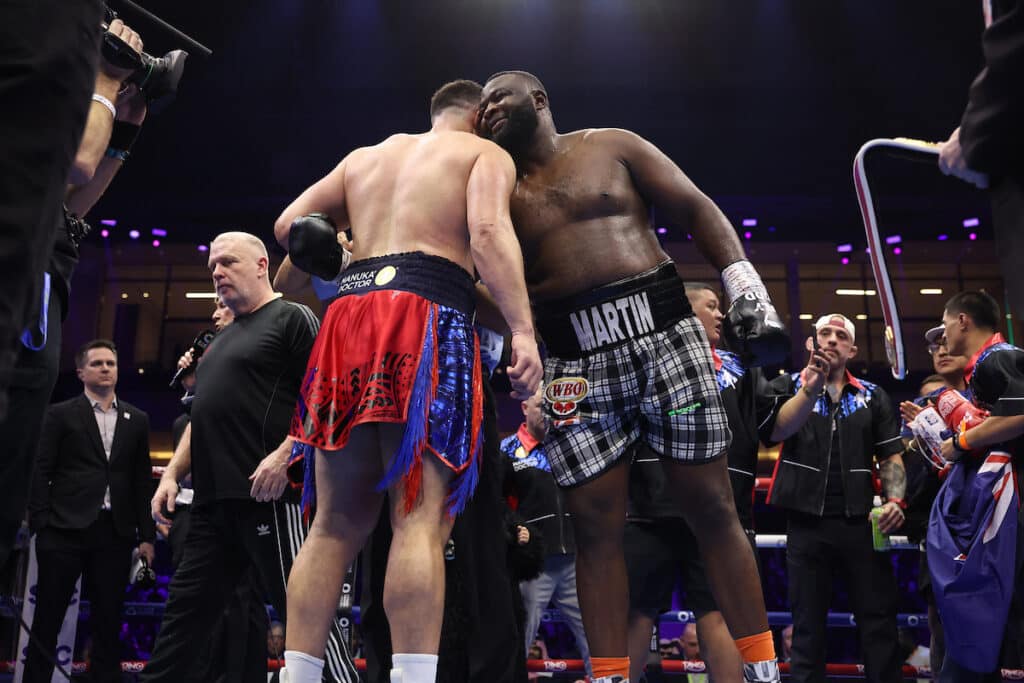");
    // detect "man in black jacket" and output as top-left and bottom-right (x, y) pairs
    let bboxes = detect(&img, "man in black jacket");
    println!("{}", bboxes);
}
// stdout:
(502, 388), (591, 677)
(765, 314), (906, 683)
(26, 339), (155, 683)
